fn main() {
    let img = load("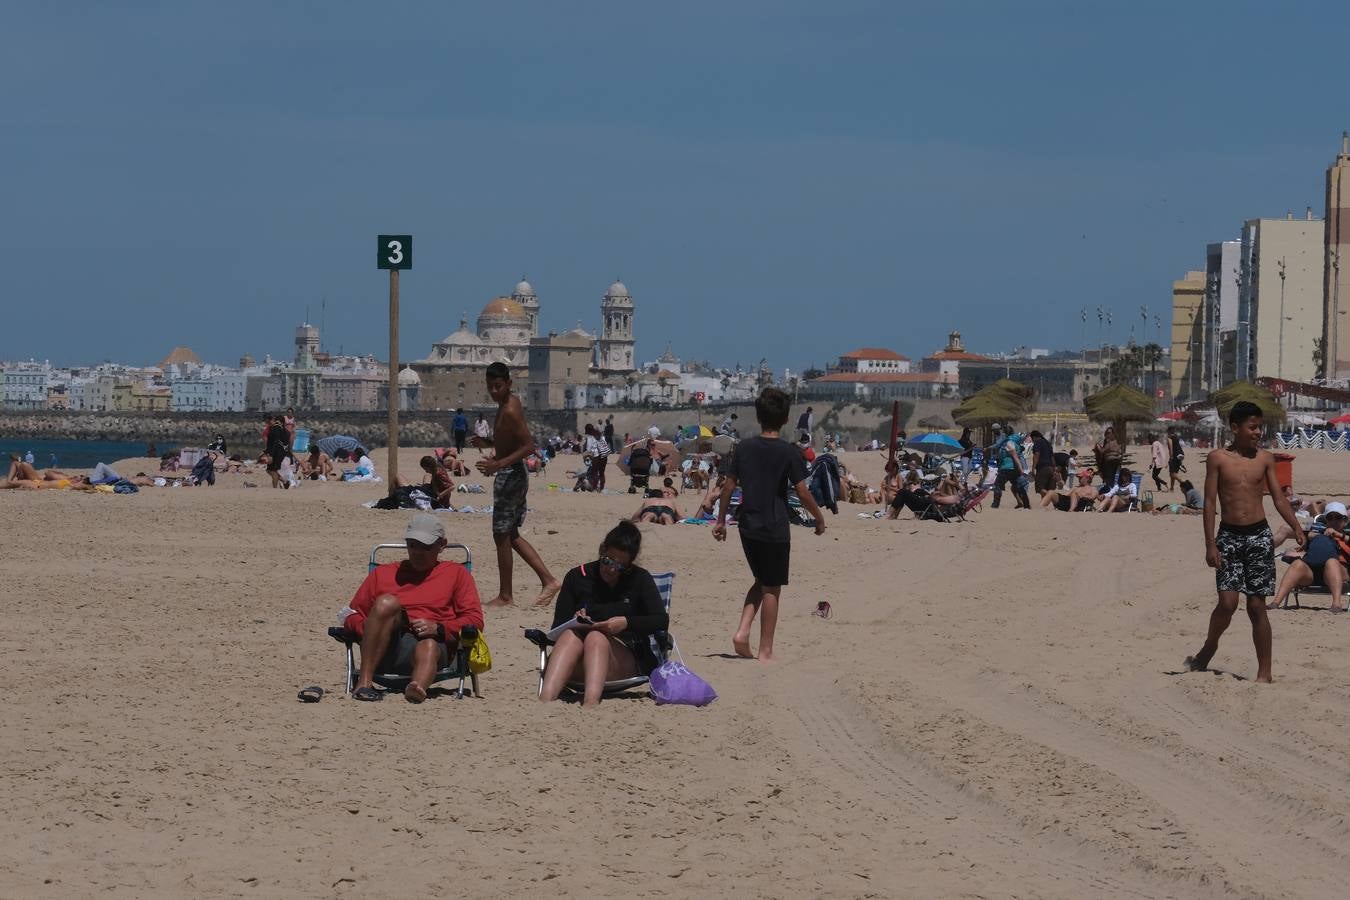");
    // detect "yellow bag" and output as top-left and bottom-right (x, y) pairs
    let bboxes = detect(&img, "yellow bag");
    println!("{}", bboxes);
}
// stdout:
(468, 632), (492, 674)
